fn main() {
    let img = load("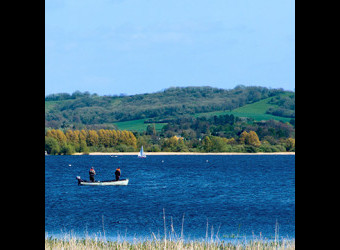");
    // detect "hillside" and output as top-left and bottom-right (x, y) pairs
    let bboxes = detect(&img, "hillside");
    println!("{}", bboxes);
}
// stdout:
(195, 92), (294, 123)
(45, 86), (295, 131)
